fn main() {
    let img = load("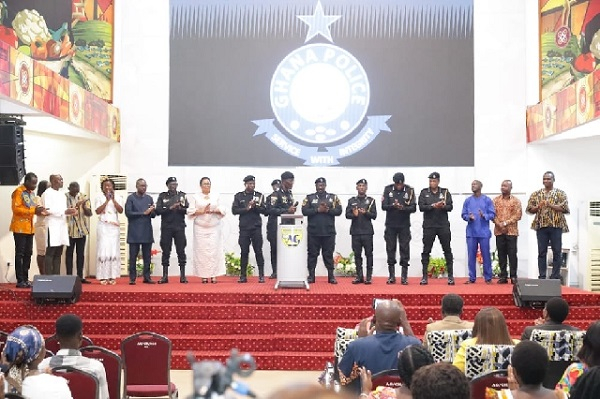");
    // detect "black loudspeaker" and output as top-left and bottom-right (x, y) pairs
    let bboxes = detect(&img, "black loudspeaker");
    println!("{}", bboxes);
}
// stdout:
(0, 125), (25, 186)
(31, 275), (82, 304)
(513, 278), (561, 309)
